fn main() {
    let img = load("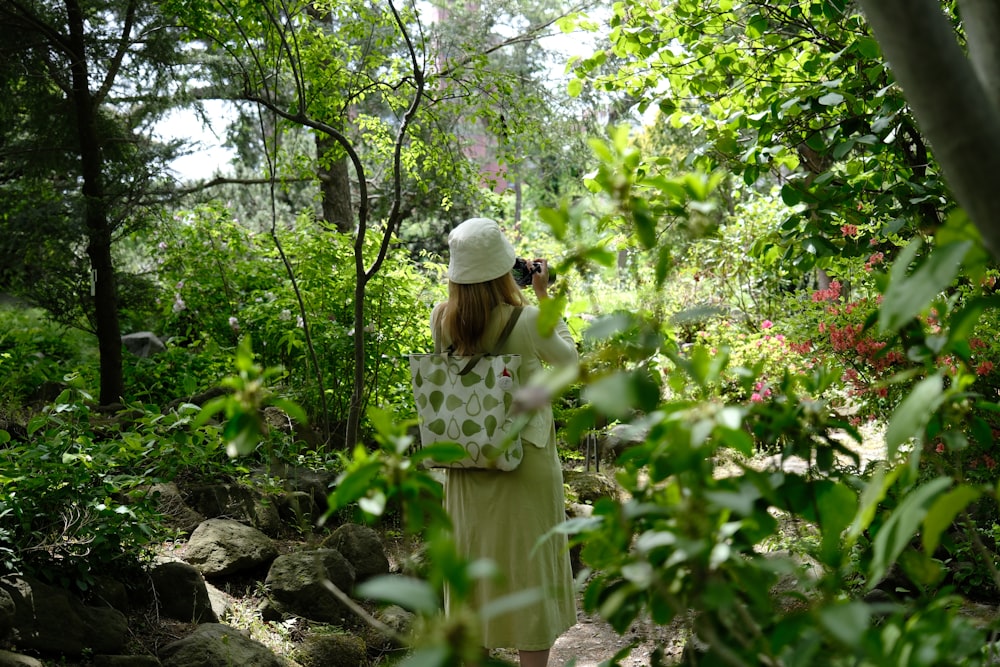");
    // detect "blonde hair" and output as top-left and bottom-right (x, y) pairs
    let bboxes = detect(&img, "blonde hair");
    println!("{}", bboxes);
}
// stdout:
(442, 274), (526, 355)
